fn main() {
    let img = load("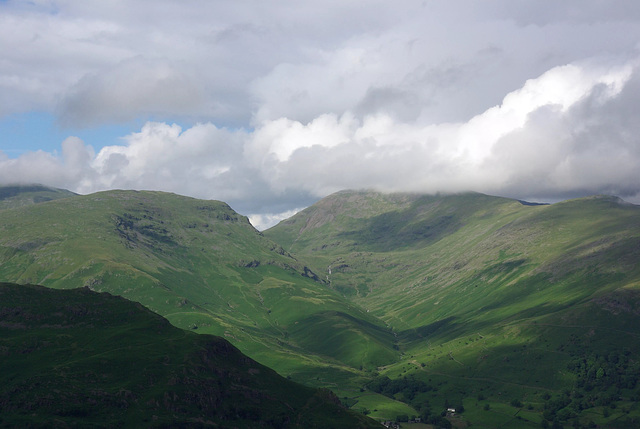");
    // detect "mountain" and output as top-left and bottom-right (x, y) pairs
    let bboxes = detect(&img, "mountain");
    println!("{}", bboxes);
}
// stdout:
(265, 190), (640, 427)
(0, 184), (75, 210)
(0, 282), (381, 428)
(4, 185), (640, 426)
(0, 188), (398, 388)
